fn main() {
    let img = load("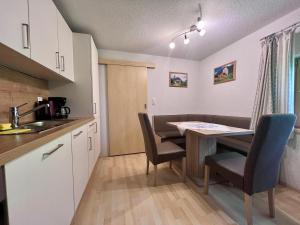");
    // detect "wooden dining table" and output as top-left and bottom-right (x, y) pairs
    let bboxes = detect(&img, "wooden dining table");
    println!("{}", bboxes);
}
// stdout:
(168, 121), (254, 185)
